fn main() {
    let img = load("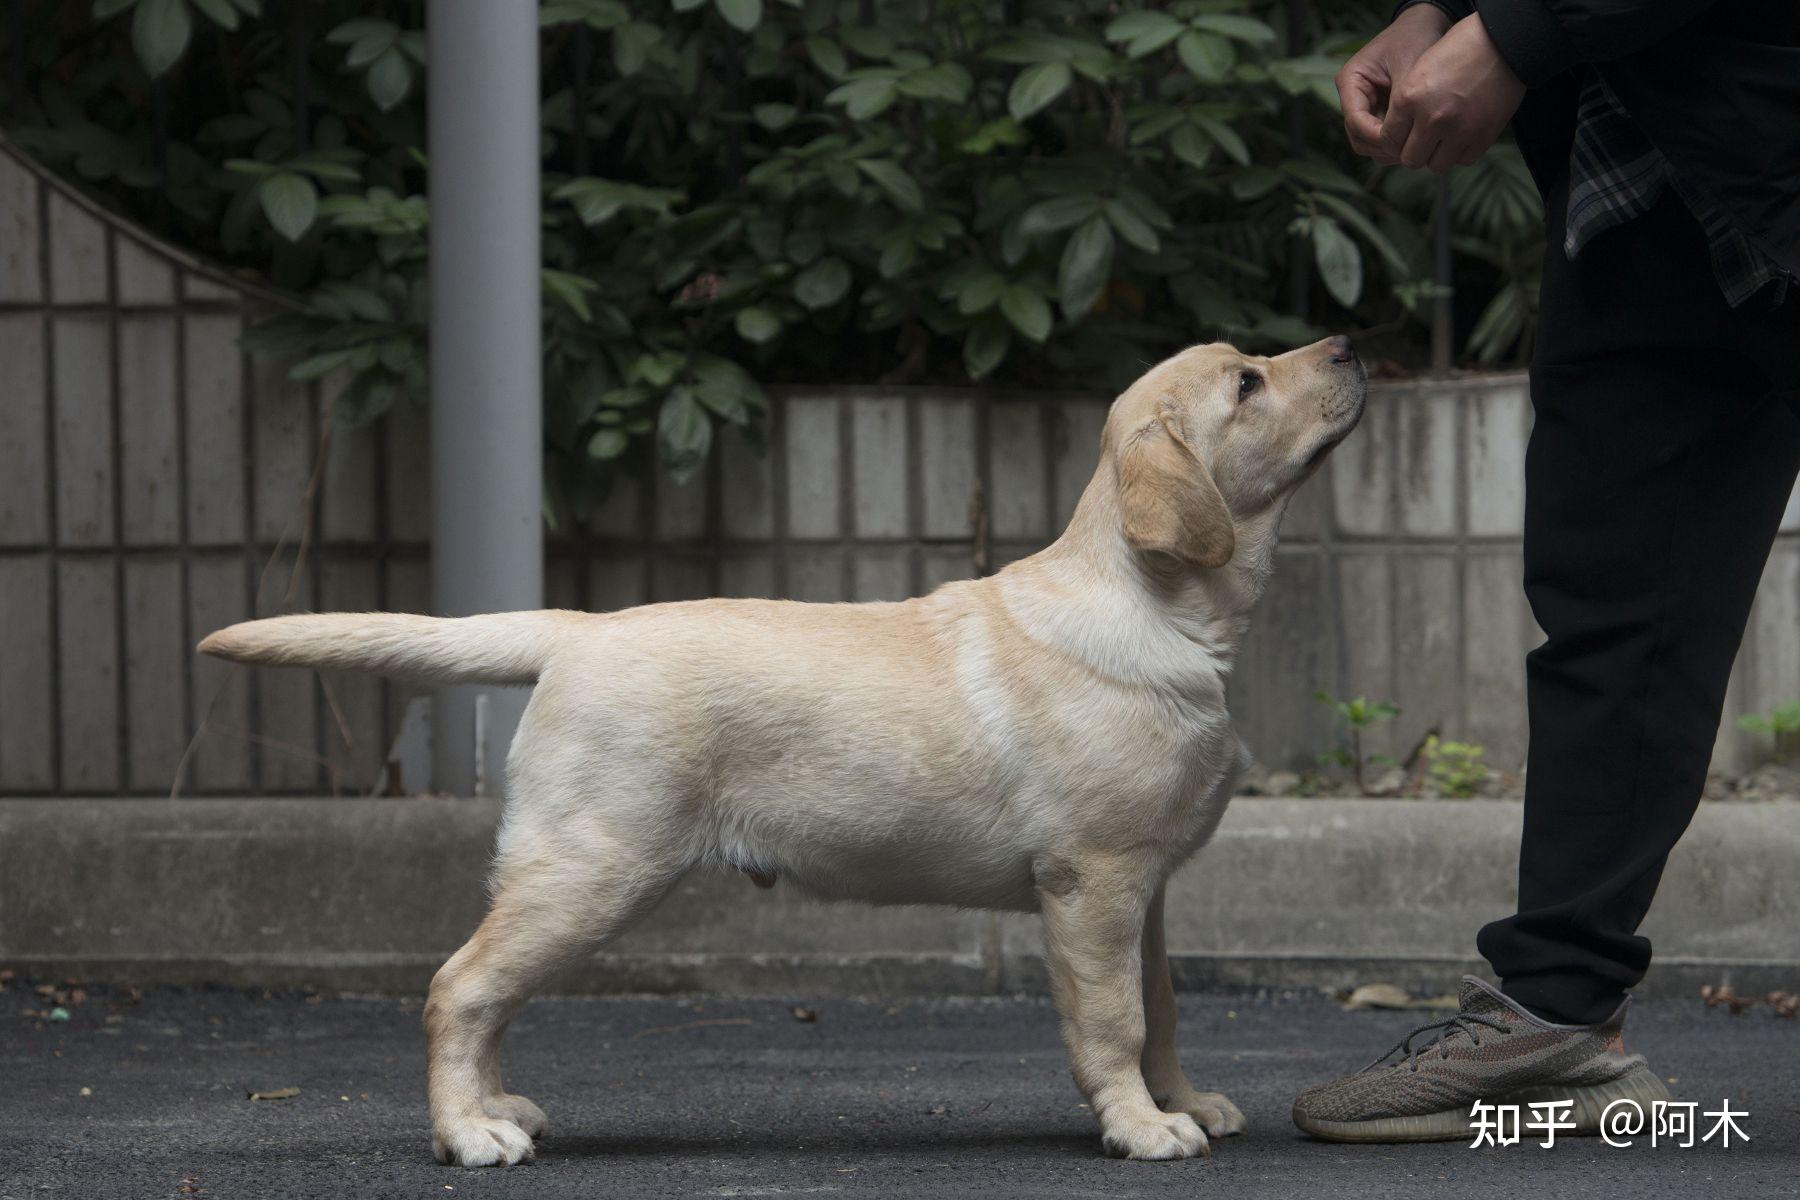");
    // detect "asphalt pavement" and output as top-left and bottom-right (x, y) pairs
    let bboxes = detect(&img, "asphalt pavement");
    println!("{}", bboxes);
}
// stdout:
(3, 979), (1795, 1199)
